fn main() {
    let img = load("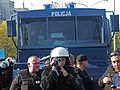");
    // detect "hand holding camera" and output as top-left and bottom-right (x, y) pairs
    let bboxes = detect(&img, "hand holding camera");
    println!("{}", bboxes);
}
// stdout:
(50, 58), (68, 76)
(50, 58), (62, 67)
(60, 66), (68, 77)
